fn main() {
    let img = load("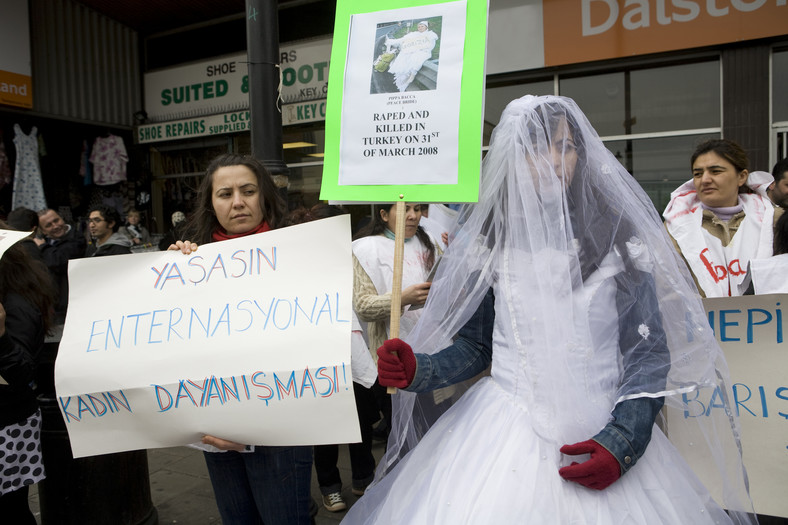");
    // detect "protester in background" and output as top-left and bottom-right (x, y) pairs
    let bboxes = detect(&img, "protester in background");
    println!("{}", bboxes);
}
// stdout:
(285, 203), (379, 513)
(769, 157), (788, 208)
(170, 154), (312, 525)
(352, 203), (438, 449)
(85, 205), (132, 257)
(119, 208), (151, 245)
(344, 95), (755, 524)
(158, 211), (187, 251)
(0, 243), (56, 524)
(663, 139), (783, 297)
(35, 209), (85, 323)
(741, 211), (788, 294)
(352, 203), (437, 361)
(6, 207), (44, 263)
(7, 207), (39, 233)
(775, 210), (788, 255)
